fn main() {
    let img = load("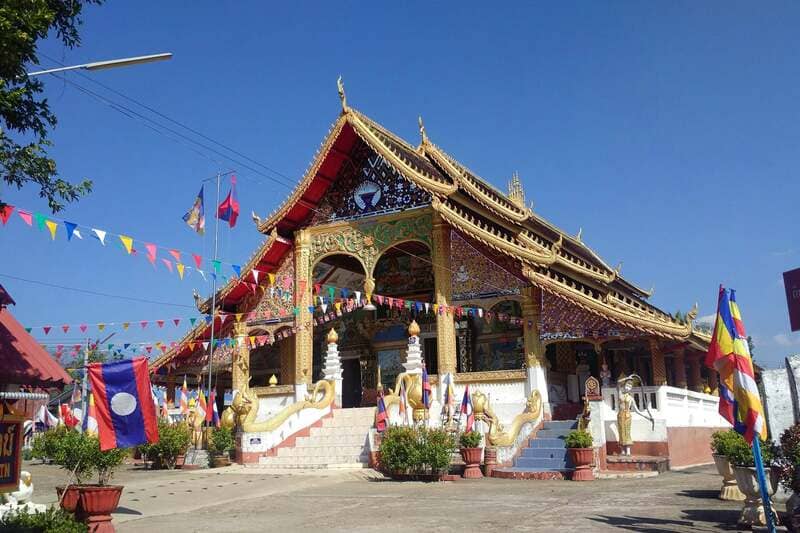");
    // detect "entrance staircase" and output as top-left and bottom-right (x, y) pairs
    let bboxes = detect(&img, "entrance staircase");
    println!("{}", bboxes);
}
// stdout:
(255, 407), (373, 469)
(492, 420), (576, 479)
